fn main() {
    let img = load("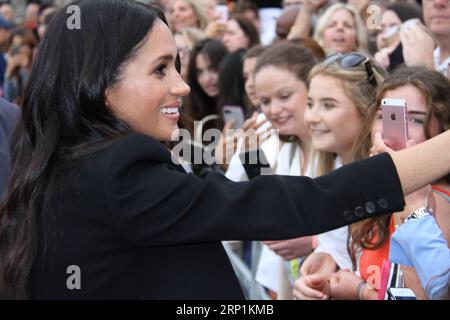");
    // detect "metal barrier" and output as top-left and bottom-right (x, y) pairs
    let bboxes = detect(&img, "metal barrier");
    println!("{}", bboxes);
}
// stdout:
(222, 241), (270, 300)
